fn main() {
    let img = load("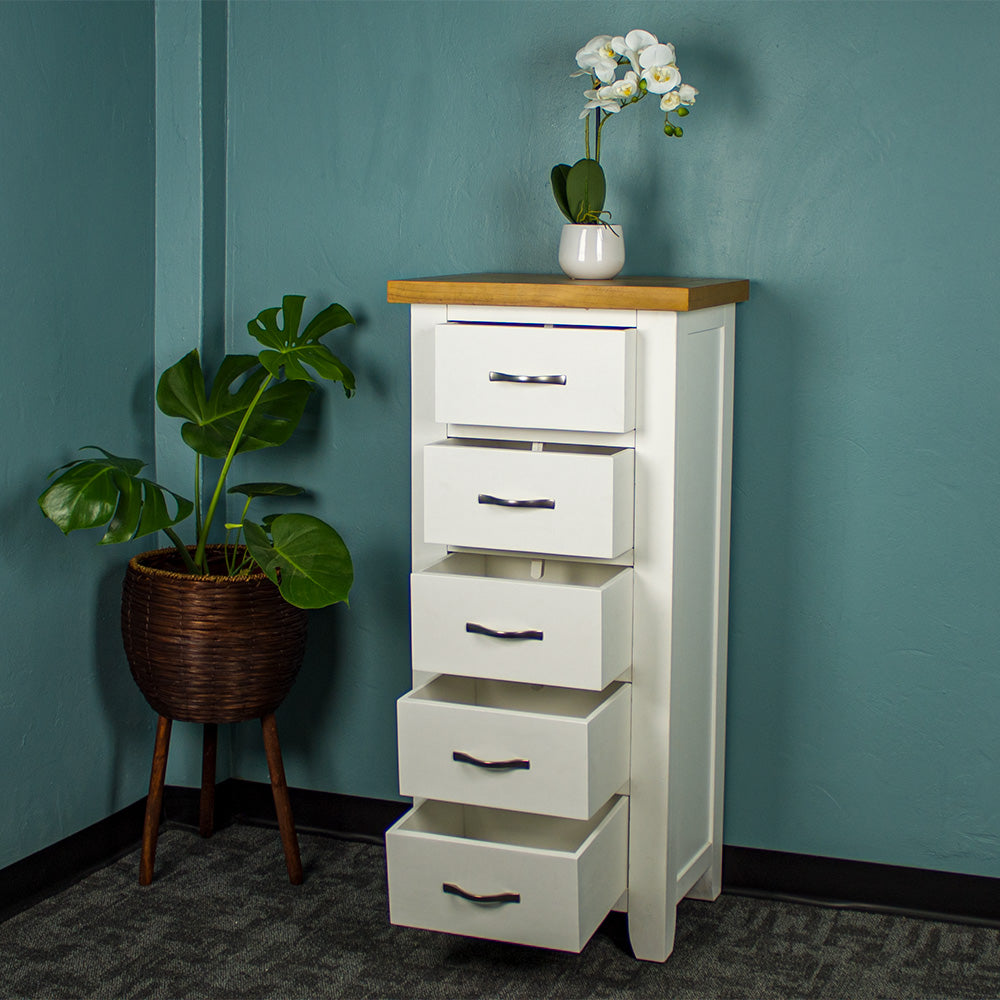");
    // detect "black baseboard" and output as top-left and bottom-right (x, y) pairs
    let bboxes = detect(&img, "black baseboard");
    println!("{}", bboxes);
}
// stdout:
(4, 783), (1000, 932)
(722, 844), (1000, 929)
(0, 798), (148, 923)
(163, 779), (408, 844)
